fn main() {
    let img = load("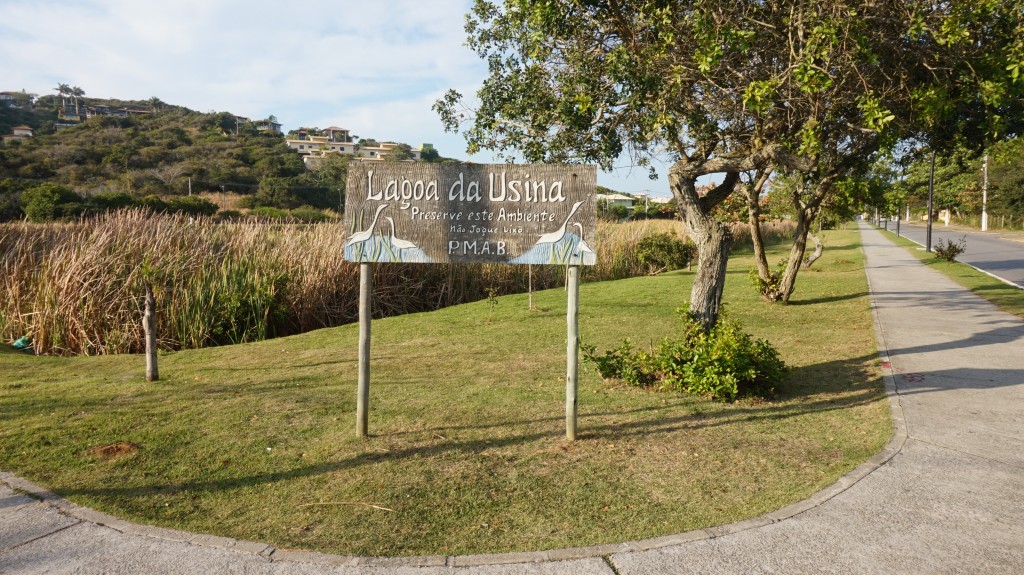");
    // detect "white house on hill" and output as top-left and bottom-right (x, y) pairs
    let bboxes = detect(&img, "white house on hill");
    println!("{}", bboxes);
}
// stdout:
(287, 126), (433, 167)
